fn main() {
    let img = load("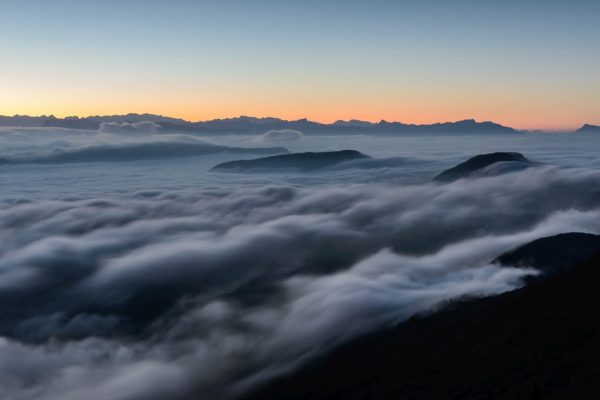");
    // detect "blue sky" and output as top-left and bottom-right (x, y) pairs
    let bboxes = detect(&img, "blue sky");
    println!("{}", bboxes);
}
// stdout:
(1, 0), (599, 129)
